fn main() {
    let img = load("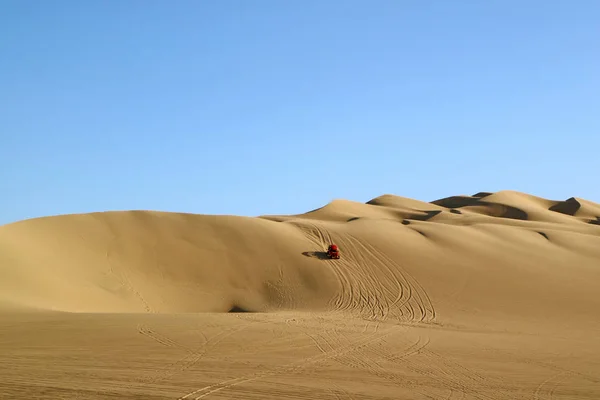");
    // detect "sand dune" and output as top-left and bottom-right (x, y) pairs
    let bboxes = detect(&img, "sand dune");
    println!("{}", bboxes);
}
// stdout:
(1, 190), (599, 399)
